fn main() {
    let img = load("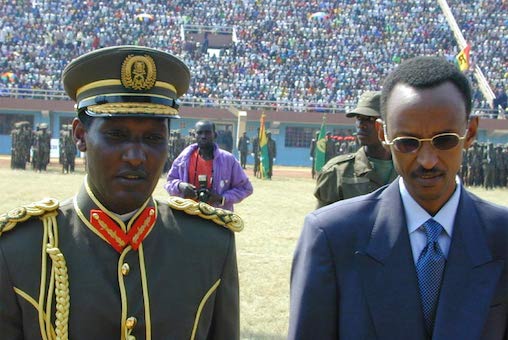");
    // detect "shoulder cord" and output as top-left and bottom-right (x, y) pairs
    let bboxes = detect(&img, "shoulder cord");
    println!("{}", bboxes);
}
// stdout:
(39, 211), (70, 340)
